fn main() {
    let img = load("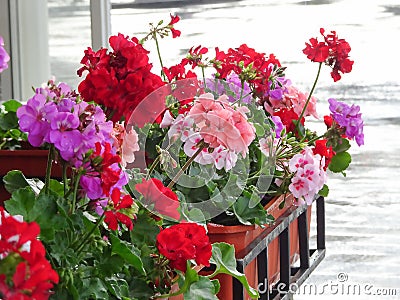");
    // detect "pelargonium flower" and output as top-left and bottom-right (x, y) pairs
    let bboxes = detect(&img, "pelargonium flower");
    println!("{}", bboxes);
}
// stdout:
(0, 36), (10, 73)
(78, 33), (165, 124)
(288, 146), (326, 205)
(104, 188), (137, 231)
(168, 13), (181, 38)
(303, 28), (354, 82)
(49, 112), (82, 161)
(112, 123), (140, 168)
(271, 116), (284, 139)
(156, 223), (212, 272)
(205, 72), (252, 104)
(273, 107), (304, 135)
(328, 98), (364, 146)
(187, 93), (255, 157)
(16, 94), (58, 147)
(135, 178), (181, 220)
(0, 208), (59, 300)
(265, 85), (318, 120)
(183, 131), (215, 165)
(313, 139), (335, 171)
